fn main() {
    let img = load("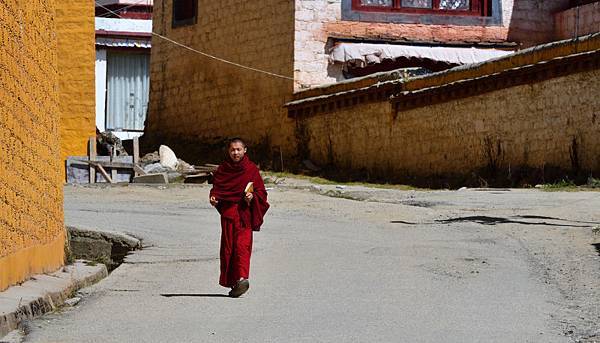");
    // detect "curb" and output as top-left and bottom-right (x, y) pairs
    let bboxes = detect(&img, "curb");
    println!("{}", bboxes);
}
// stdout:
(0, 261), (108, 338)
